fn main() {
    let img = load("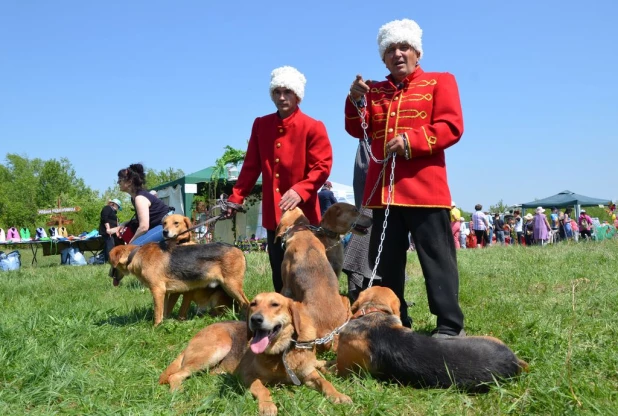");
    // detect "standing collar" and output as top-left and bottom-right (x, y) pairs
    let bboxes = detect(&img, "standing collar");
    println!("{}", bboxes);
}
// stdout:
(276, 106), (301, 125)
(386, 66), (424, 89)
